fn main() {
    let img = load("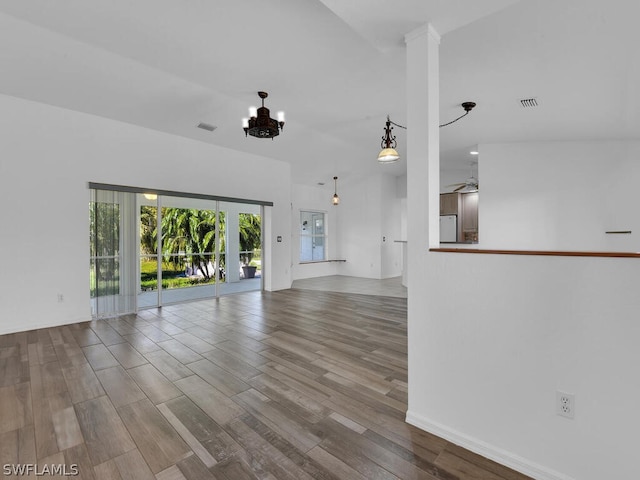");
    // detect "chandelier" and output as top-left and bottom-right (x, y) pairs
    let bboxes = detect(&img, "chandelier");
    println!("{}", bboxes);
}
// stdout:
(242, 91), (285, 139)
